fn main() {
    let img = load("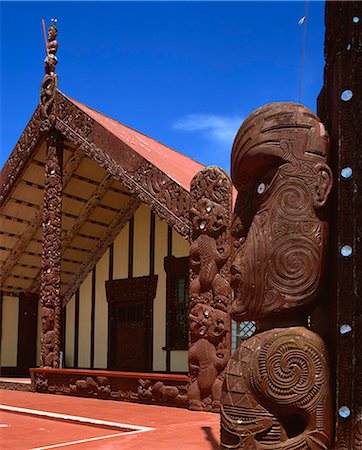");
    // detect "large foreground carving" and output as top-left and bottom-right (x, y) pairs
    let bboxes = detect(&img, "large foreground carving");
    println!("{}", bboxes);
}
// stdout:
(221, 103), (333, 449)
(221, 327), (332, 449)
